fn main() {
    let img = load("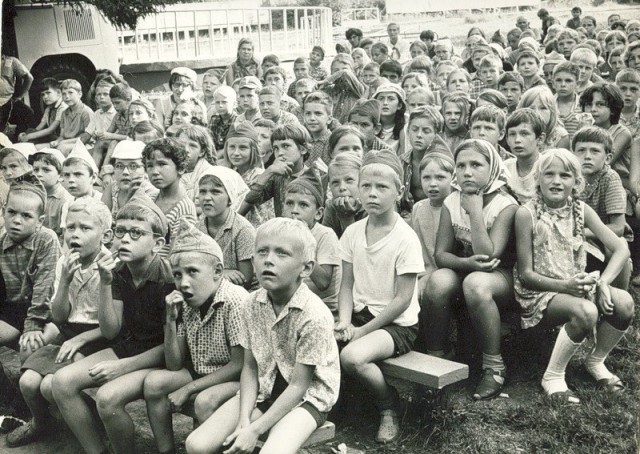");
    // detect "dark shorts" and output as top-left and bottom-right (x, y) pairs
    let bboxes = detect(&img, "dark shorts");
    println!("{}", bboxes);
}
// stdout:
(256, 370), (327, 428)
(0, 302), (28, 332)
(352, 307), (418, 357)
(185, 361), (204, 380)
(21, 323), (112, 375)
(111, 339), (161, 359)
